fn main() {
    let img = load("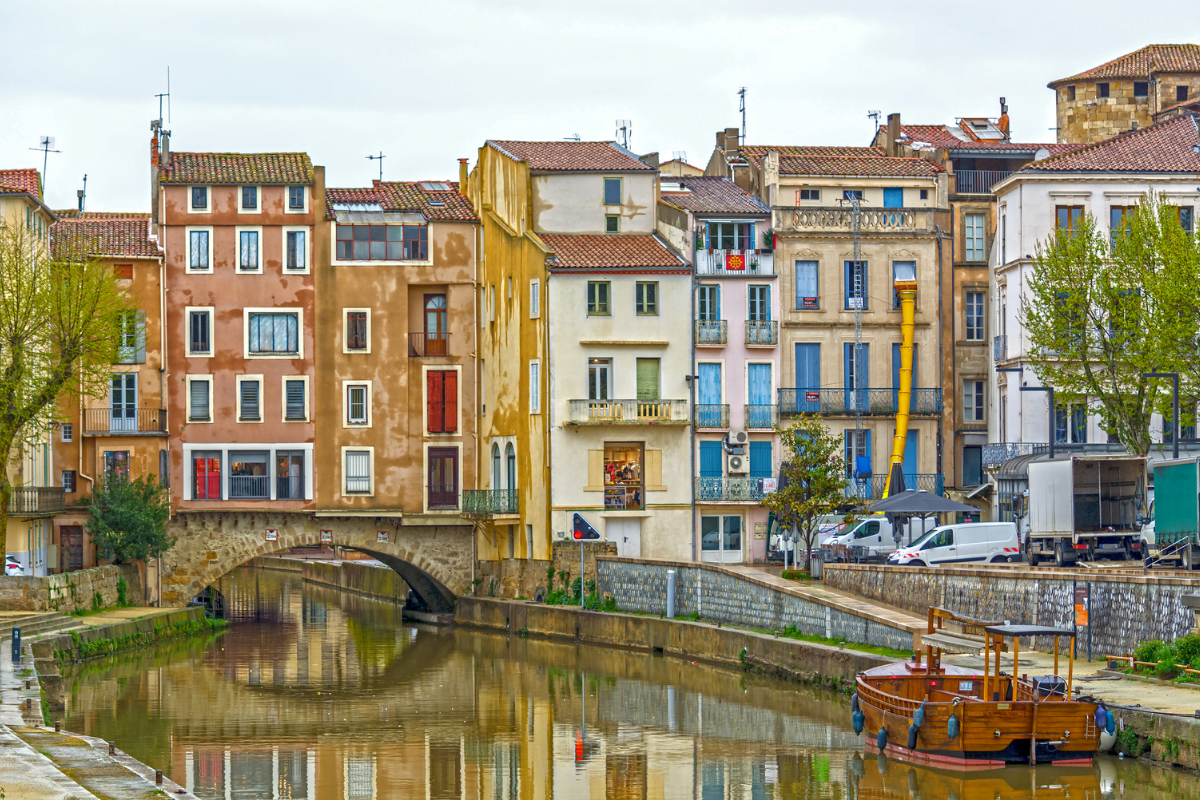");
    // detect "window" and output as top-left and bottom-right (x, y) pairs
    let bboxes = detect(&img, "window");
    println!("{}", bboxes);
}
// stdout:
(963, 380), (985, 422)
(1097, 82), (1109, 98)
(62, 470), (76, 493)
(426, 370), (458, 433)
(116, 311), (146, 364)
(882, 187), (903, 208)
(428, 447), (460, 509)
(843, 190), (864, 202)
(1134, 82), (1149, 97)
(603, 443), (643, 510)
(588, 358), (612, 400)
(188, 377), (212, 422)
(1055, 403), (1088, 444)
(795, 260), (818, 309)
(160, 449), (168, 487)
(605, 215), (619, 233)
(892, 261), (915, 308)
(229, 451), (269, 499)
(748, 285), (770, 322)
(965, 213), (985, 260)
(289, 186), (305, 210)
(636, 281), (658, 315)
(188, 229), (211, 271)
(507, 276), (512, 299)
(114, 263), (133, 280)
(286, 230), (306, 271)
(587, 281), (610, 315)
(529, 360), (540, 414)
(238, 229), (260, 271)
(1001, 213), (1007, 263)
(1176, 206), (1195, 234)
(345, 310), (368, 351)
(844, 260), (867, 309)
(636, 358), (660, 400)
(799, 188), (820, 202)
(188, 309), (212, 355)
(347, 383), (369, 425)
(707, 222), (749, 250)
(529, 279), (541, 319)
(920, 189), (928, 200)
(345, 450), (371, 494)
(1055, 205), (1083, 235)
(238, 377), (262, 421)
(284, 378), (307, 421)
(422, 294), (448, 356)
(247, 312), (299, 355)
(104, 450), (130, 480)
(193, 451), (221, 499)
(1066, 85), (1076, 101)
(1179, 86), (1190, 103)
(697, 284), (720, 320)
(61, 423), (73, 443)
(335, 224), (428, 261)
(603, 177), (622, 205)
(191, 187), (208, 210)
(241, 186), (258, 210)
(1109, 206), (1135, 243)
(276, 451), (304, 499)
(965, 291), (985, 341)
